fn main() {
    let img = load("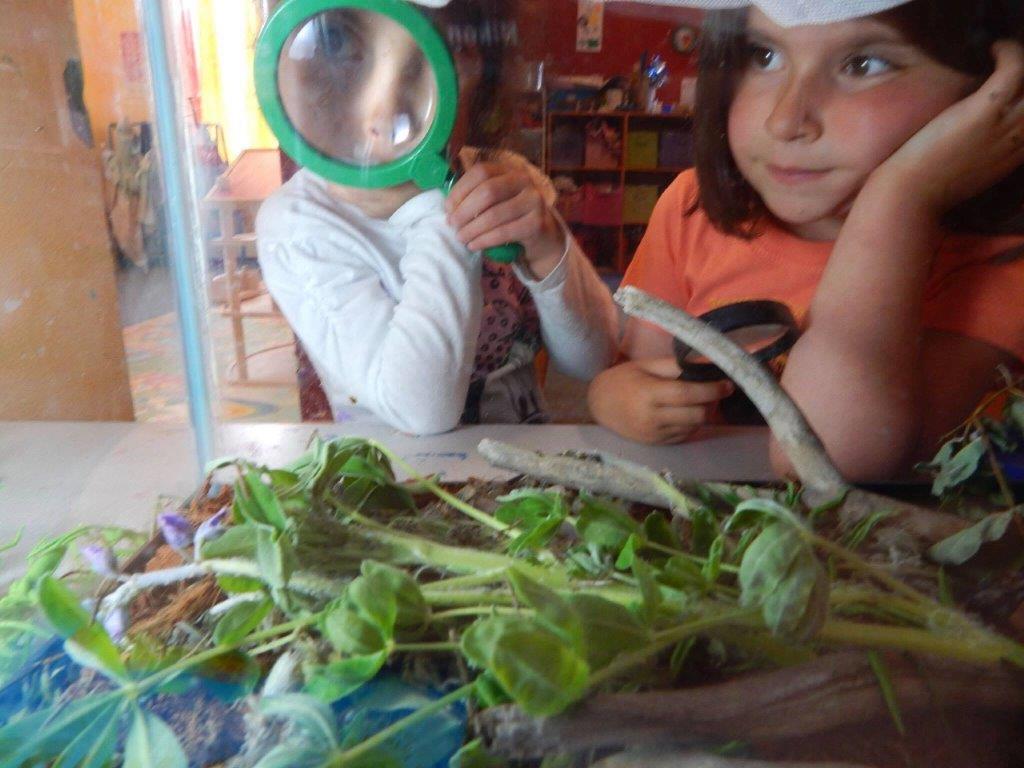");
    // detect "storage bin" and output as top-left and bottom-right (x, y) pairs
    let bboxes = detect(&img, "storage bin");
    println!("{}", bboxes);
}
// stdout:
(583, 119), (622, 169)
(550, 123), (584, 167)
(658, 128), (694, 168)
(626, 130), (659, 168)
(623, 185), (660, 224)
(580, 183), (623, 226)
